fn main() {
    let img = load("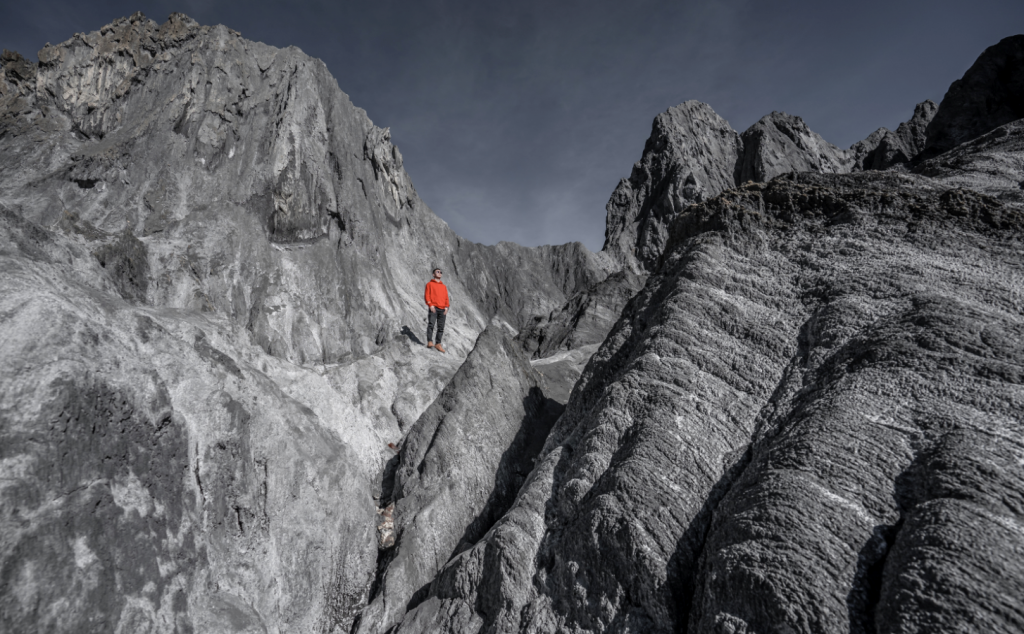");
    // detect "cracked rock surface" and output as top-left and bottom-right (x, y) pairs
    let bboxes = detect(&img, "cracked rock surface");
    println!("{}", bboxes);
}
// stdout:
(0, 12), (608, 634)
(355, 323), (562, 634)
(2, 11), (1024, 634)
(400, 172), (1024, 634)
